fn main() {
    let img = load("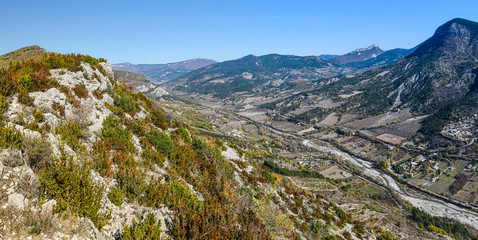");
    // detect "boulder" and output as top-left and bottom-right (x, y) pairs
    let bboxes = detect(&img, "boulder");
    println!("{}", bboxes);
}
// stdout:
(8, 193), (27, 209)
(41, 199), (57, 217)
